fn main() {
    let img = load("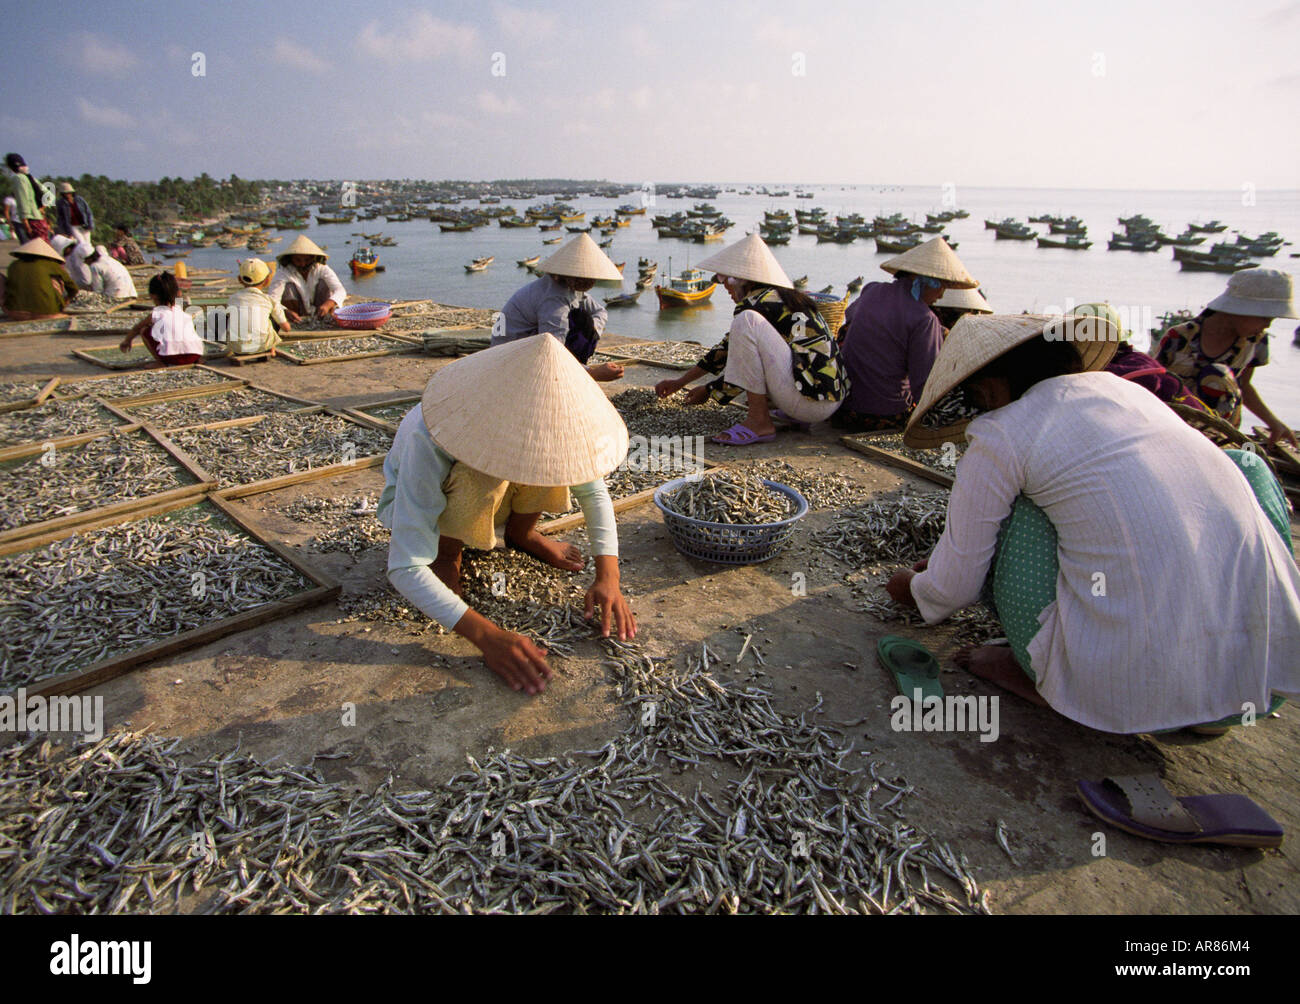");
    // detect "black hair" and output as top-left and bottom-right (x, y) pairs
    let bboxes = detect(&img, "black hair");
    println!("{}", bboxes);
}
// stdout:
(148, 271), (179, 306)
(963, 334), (1083, 401)
(4, 153), (23, 171)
